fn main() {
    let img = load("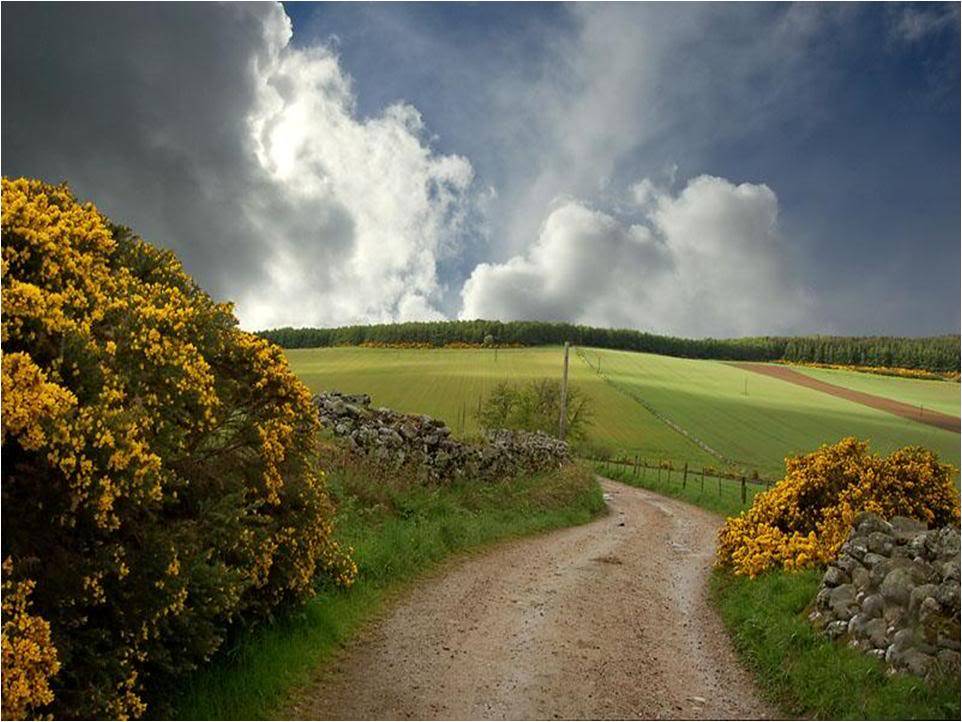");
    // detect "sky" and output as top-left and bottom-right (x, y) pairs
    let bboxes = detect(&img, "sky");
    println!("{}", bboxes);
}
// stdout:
(2, 1), (959, 337)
